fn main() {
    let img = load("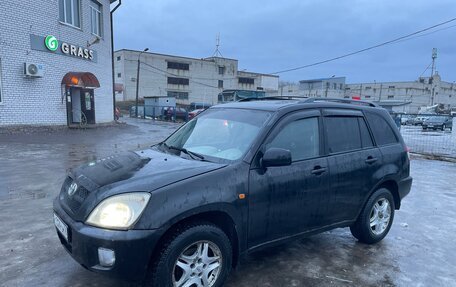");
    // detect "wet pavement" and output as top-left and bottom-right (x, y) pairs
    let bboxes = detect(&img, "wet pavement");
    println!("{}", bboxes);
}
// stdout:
(1, 118), (455, 287)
